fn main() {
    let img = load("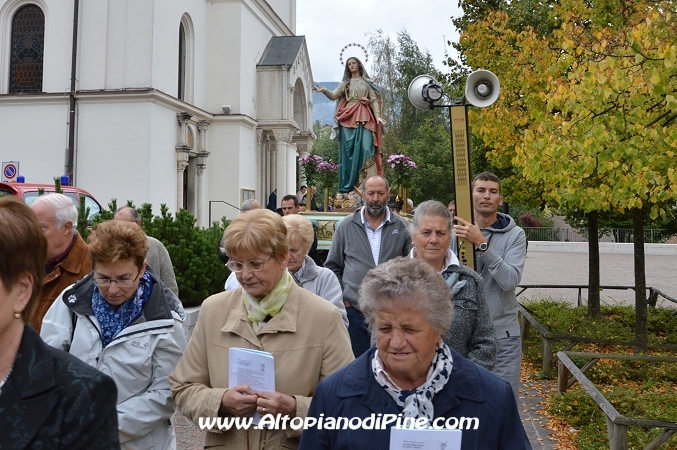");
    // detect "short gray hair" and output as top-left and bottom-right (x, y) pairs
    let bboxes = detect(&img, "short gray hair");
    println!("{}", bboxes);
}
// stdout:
(241, 199), (262, 212)
(115, 206), (142, 225)
(410, 200), (452, 236)
(359, 257), (453, 339)
(33, 193), (78, 235)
